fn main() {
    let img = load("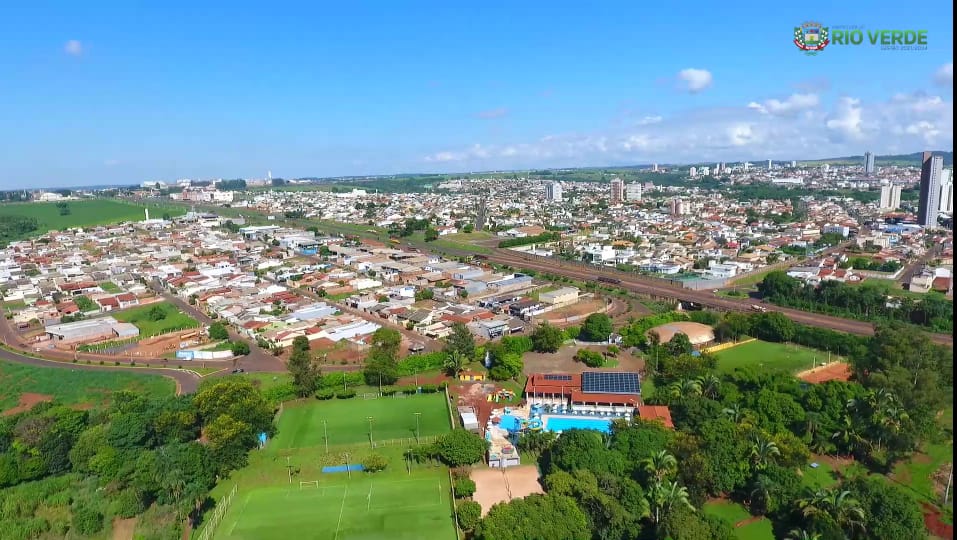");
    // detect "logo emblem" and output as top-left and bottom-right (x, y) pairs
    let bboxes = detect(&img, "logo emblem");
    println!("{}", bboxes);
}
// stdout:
(794, 22), (830, 55)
